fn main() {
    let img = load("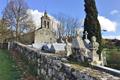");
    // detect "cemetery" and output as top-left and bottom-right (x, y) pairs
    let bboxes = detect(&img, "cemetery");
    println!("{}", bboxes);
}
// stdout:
(6, 12), (120, 79)
(8, 41), (120, 80)
(0, 0), (120, 80)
